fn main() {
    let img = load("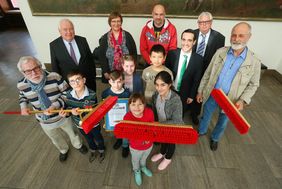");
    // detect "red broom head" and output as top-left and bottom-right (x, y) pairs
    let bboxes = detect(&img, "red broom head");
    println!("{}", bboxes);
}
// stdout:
(82, 96), (118, 134)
